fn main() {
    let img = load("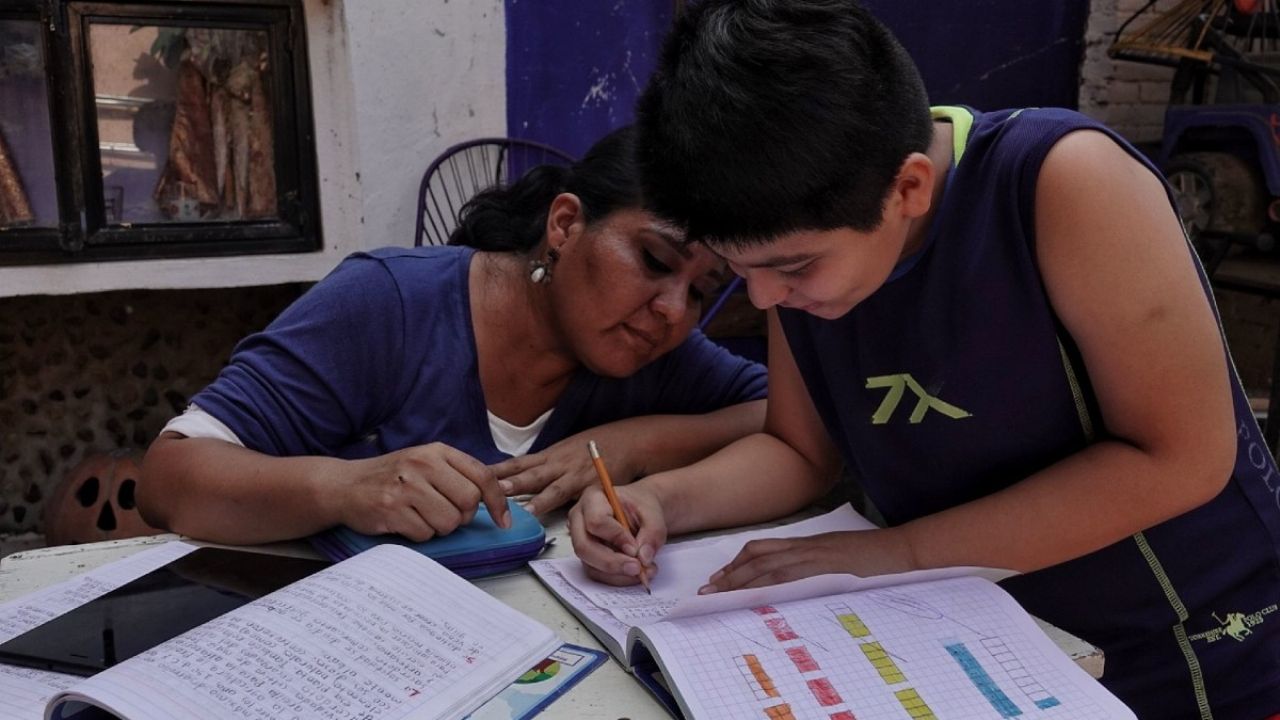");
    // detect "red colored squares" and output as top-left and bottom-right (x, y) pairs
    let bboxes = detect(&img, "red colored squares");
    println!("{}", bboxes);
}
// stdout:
(808, 677), (843, 706)
(752, 605), (779, 615)
(765, 616), (799, 641)
(830, 712), (857, 720)
(786, 645), (820, 673)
